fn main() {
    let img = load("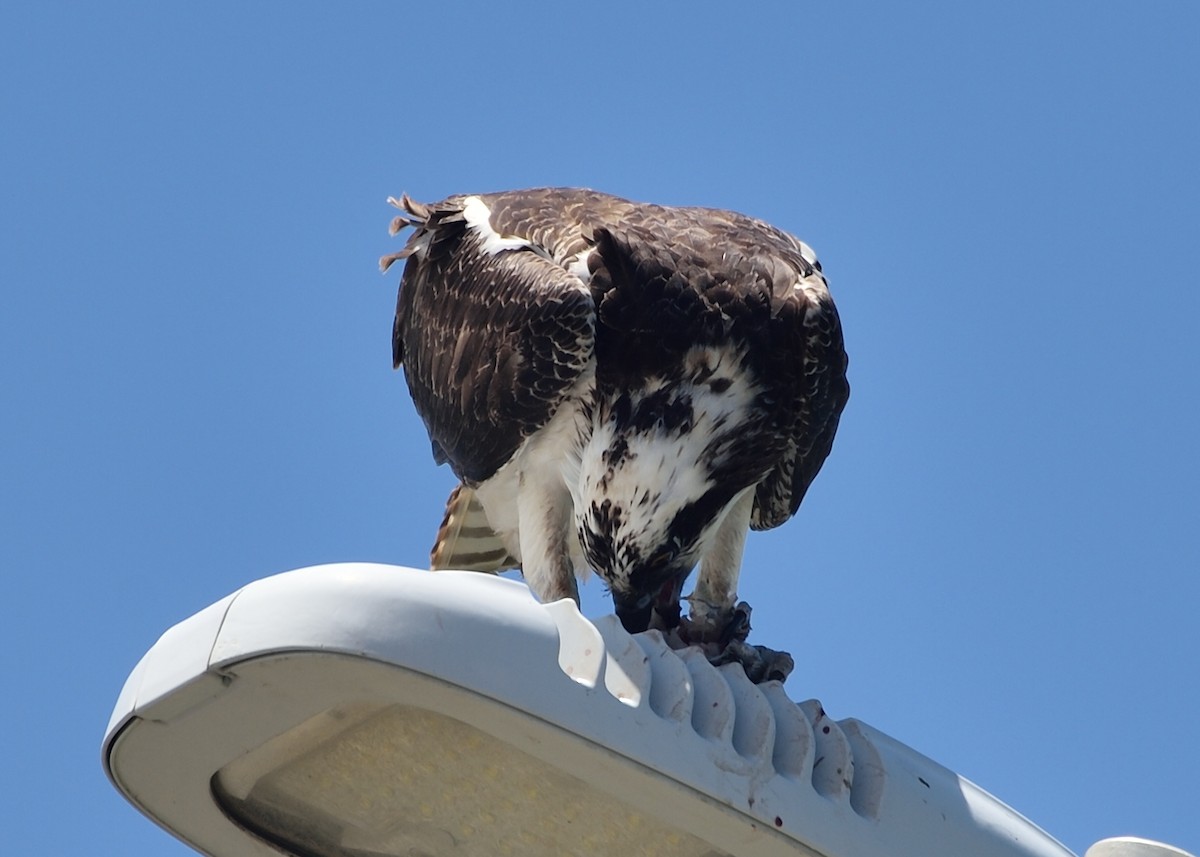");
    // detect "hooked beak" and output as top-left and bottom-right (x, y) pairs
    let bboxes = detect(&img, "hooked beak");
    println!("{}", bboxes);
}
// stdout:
(612, 567), (688, 635)
(613, 591), (654, 634)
